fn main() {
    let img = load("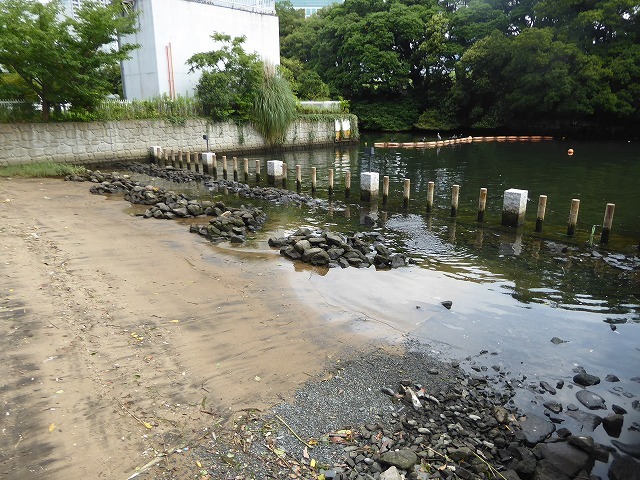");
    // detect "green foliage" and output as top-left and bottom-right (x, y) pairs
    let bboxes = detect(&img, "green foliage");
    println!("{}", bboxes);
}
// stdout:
(188, 33), (264, 123)
(0, 161), (86, 178)
(252, 66), (298, 146)
(351, 98), (419, 132)
(0, 0), (139, 120)
(280, 58), (330, 100)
